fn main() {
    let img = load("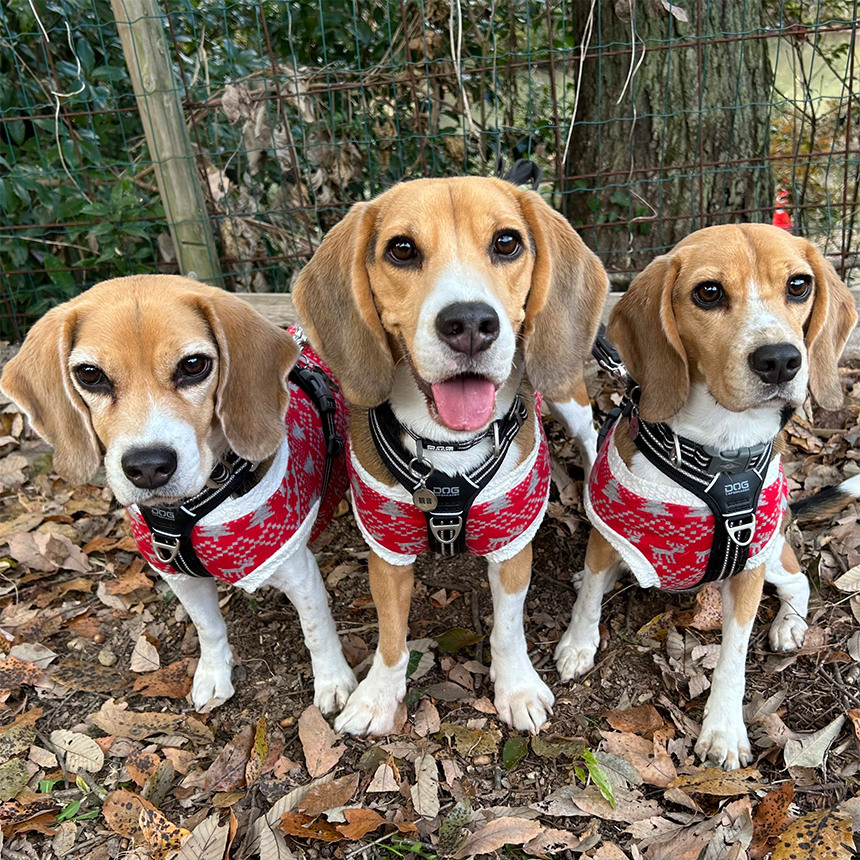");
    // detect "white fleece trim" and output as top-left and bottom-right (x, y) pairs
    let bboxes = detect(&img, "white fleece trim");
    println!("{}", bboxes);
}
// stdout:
(584, 483), (661, 588)
(198, 438), (289, 525)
